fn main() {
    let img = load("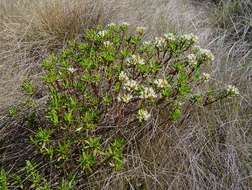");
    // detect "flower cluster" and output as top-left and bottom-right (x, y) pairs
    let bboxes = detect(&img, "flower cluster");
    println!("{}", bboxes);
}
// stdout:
(140, 86), (157, 99)
(137, 109), (151, 122)
(181, 33), (199, 44)
(67, 67), (77, 73)
(136, 26), (146, 35)
(143, 41), (152, 46)
(187, 54), (197, 66)
(154, 78), (169, 88)
(117, 94), (133, 103)
(226, 85), (239, 96)
(193, 46), (215, 62)
(155, 37), (166, 48)
(124, 79), (138, 91)
(121, 22), (129, 28)
(202, 73), (210, 81)
(200, 49), (215, 62)
(164, 33), (176, 42)
(103, 41), (113, 47)
(119, 71), (129, 81)
(98, 30), (108, 37)
(125, 54), (145, 66)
